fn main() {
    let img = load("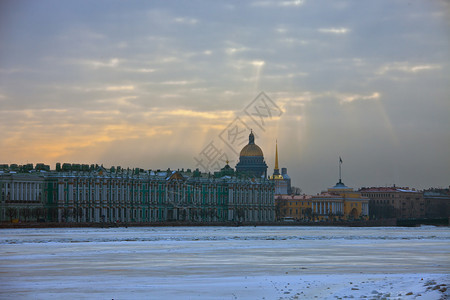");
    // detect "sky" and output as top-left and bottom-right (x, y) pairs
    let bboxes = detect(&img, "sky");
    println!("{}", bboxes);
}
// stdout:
(0, 0), (449, 194)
